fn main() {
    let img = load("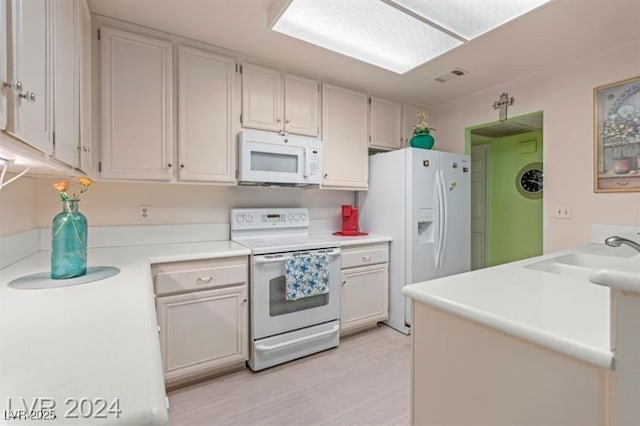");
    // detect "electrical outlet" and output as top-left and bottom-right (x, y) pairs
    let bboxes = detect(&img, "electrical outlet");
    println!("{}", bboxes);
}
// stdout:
(554, 205), (572, 220)
(139, 205), (151, 221)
